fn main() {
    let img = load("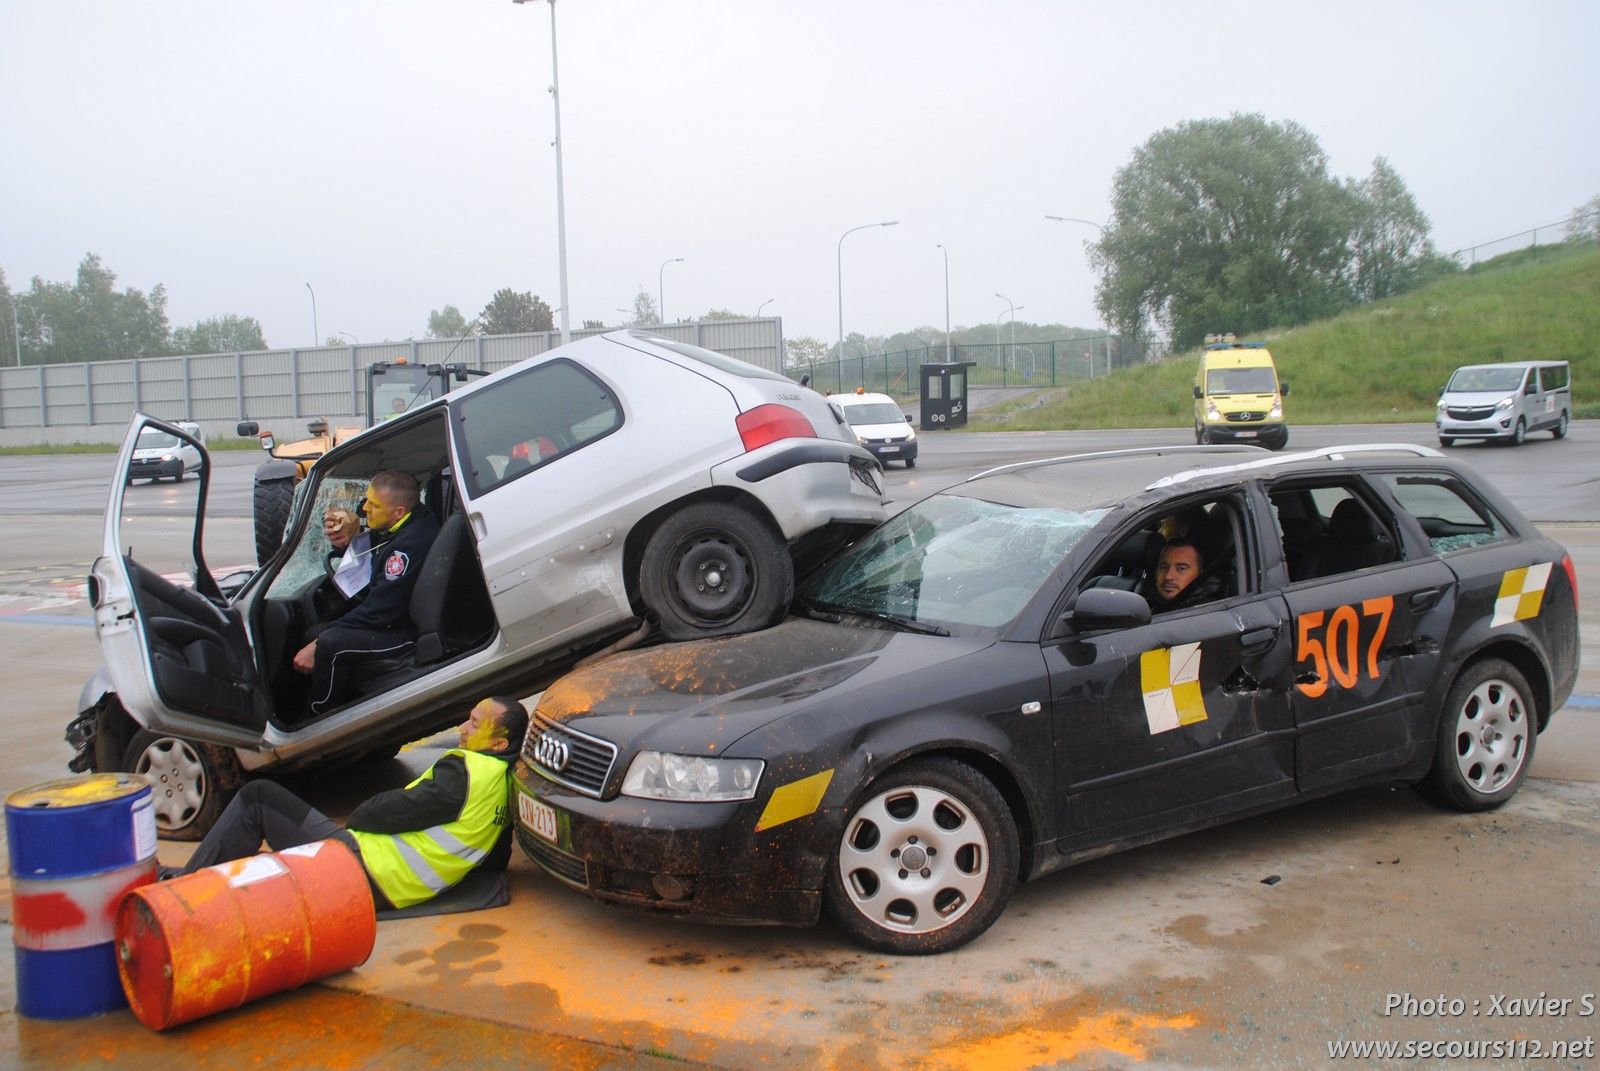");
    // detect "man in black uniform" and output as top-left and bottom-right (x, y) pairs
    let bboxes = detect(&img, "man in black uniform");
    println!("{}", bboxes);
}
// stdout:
(1144, 537), (1221, 614)
(293, 470), (440, 715)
